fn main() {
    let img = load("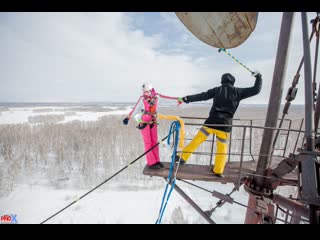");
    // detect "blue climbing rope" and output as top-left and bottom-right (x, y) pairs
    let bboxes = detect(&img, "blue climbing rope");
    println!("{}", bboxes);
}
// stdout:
(167, 120), (177, 146)
(155, 121), (180, 224)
